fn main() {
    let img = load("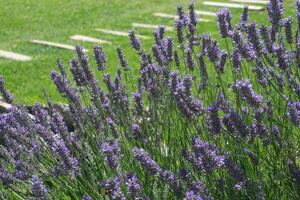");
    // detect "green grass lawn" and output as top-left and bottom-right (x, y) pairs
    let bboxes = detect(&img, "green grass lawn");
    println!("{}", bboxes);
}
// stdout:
(0, 0), (295, 104)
